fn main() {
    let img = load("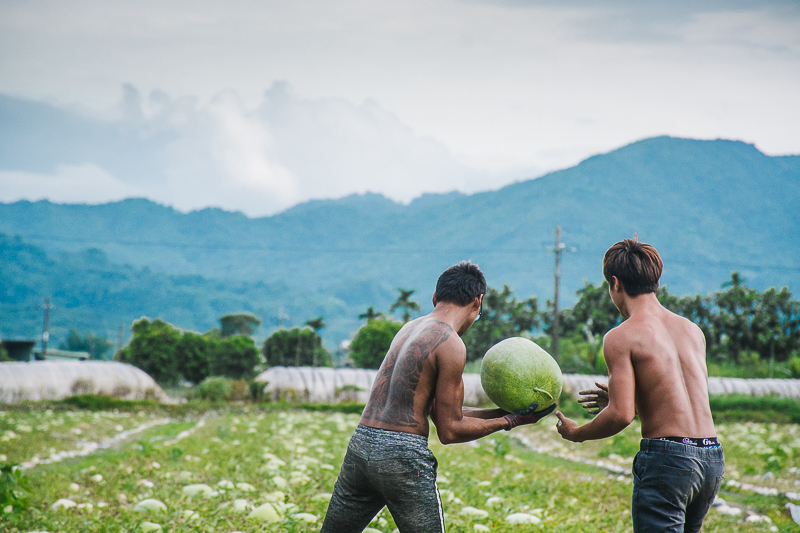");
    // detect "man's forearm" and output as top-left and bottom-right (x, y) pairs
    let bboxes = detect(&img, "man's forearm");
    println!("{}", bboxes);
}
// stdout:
(570, 409), (631, 442)
(437, 415), (510, 444)
(462, 407), (507, 419)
